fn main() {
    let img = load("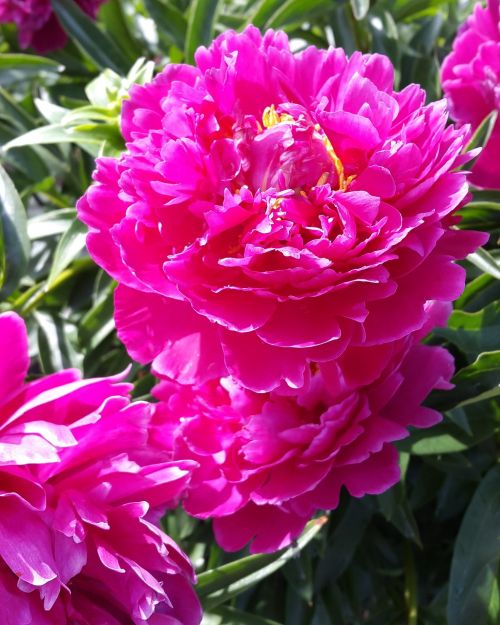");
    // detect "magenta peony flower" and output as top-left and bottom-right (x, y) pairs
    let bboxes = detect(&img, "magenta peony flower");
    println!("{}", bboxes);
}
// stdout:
(441, 0), (500, 189)
(78, 27), (486, 393)
(0, 311), (202, 625)
(151, 332), (454, 553)
(0, 0), (105, 52)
